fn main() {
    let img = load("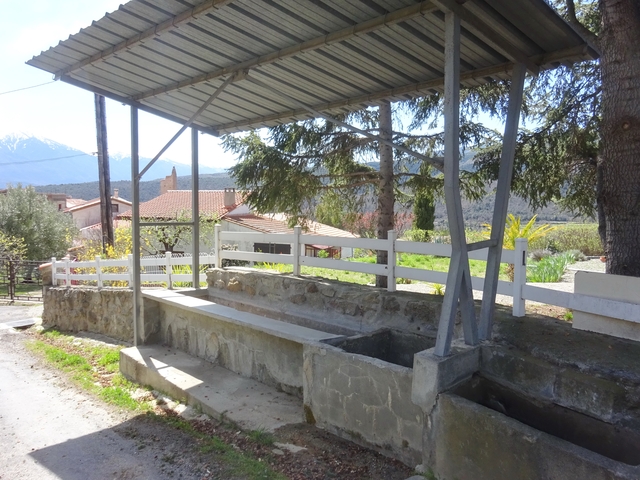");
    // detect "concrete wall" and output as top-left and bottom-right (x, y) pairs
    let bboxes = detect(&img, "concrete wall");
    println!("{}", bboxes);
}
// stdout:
(43, 287), (133, 342)
(303, 342), (423, 466)
(148, 299), (305, 396)
(207, 268), (457, 338)
(573, 271), (640, 341)
(425, 394), (639, 480)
